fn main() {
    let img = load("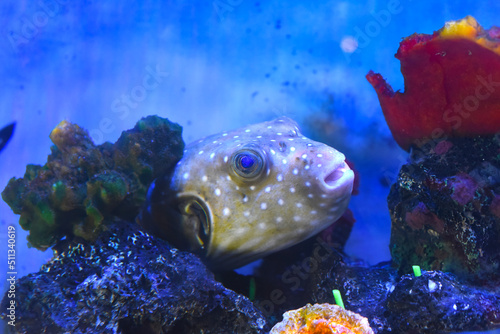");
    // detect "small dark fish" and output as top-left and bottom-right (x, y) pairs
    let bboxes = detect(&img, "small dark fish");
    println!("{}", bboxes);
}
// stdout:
(0, 122), (15, 152)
